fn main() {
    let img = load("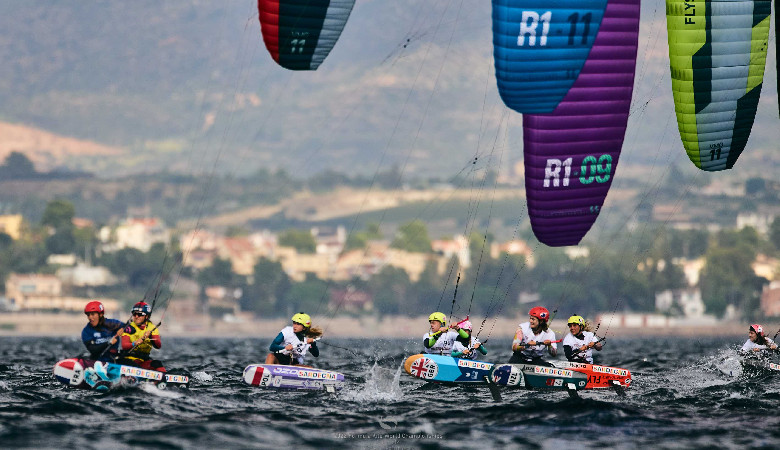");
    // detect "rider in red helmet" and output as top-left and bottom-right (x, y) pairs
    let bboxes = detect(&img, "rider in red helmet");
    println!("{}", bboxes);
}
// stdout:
(118, 301), (165, 371)
(509, 306), (557, 366)
(741, 324), (778, 354)
(81, 301), (124, 361)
